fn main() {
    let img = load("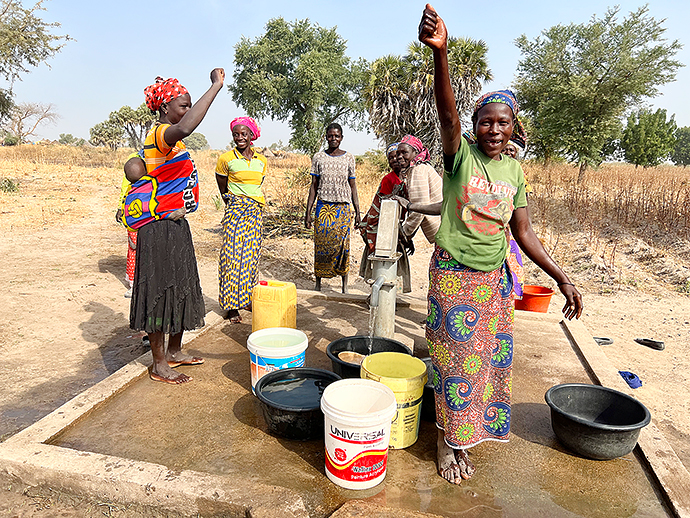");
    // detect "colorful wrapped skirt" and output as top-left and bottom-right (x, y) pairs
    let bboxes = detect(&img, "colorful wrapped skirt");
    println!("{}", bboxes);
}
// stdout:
(426, 245), (514, 449)
(219, 194), (263, 311)
(314, 200), (351, 278)
(130, 218), (205, 334)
